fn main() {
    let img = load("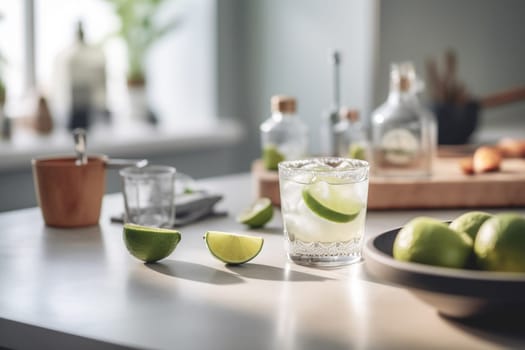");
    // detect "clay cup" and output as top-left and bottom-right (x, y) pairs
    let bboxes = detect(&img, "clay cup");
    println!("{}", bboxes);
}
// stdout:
(32, 155), (106, 227)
